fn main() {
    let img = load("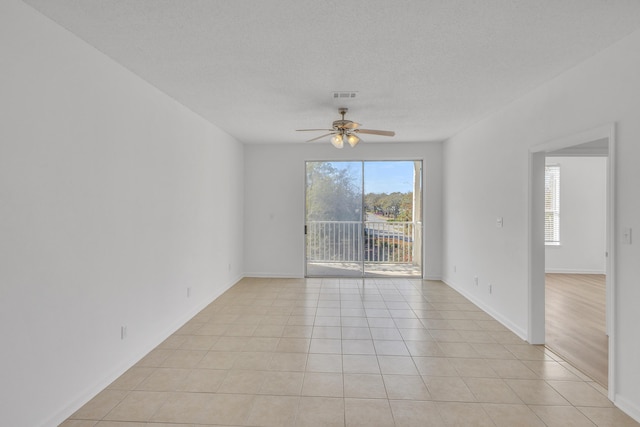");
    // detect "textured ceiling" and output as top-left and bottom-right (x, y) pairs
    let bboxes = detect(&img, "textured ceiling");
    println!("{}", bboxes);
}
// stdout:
(22, 0), (640, 144)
